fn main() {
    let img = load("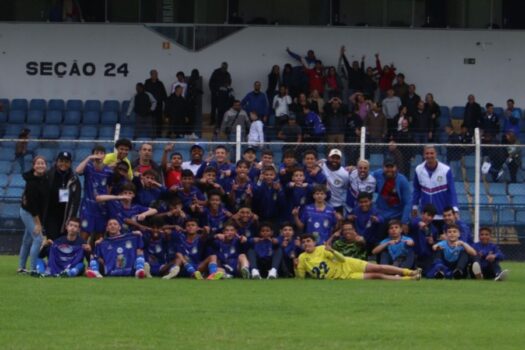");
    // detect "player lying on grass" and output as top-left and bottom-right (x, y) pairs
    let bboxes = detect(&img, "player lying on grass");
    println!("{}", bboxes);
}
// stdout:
(85, 219), (146, 278)
(36, 218), (91, 277)
(296, 233), (421, 280)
